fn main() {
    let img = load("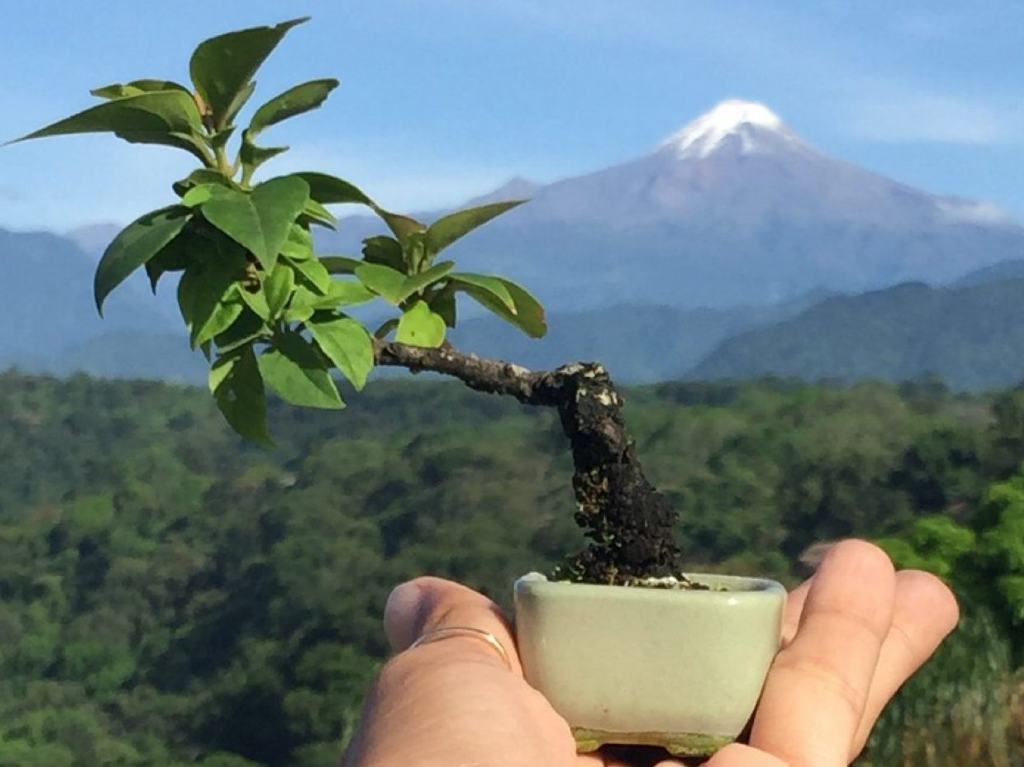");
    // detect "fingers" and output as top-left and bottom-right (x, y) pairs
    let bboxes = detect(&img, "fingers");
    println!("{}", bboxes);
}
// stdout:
(750, 540), (896, 767)
(383, 576), (523, 674)
(850, 569), (959, 756)
(778, 559), (960, 761)
(781, 578), (813, 646)
(701, 744), (790, 766)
